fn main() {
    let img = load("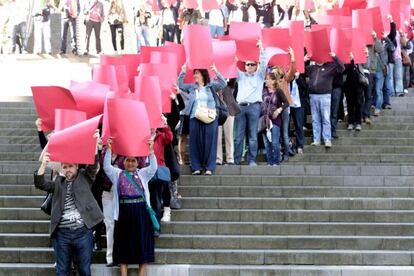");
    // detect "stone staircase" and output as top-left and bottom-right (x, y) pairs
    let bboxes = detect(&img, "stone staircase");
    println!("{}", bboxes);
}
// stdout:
(2, 94), (414, 275)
